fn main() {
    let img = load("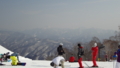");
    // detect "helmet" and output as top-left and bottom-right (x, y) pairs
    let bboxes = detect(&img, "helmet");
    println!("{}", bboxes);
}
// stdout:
(78, 43), (81, 46)
(94, 43), (97, 47)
